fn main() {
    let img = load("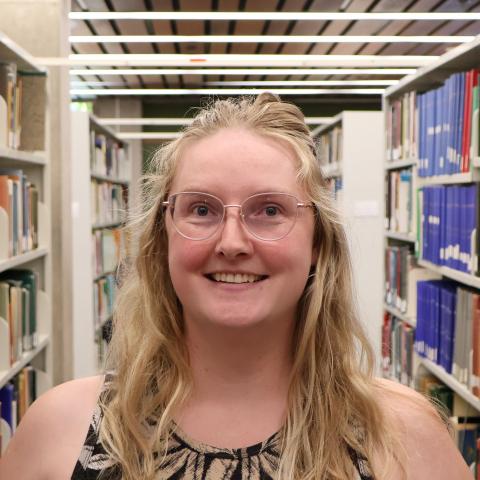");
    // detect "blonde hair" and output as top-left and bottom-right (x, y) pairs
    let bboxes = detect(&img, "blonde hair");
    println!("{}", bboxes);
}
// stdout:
(99, 93), (404, 479)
